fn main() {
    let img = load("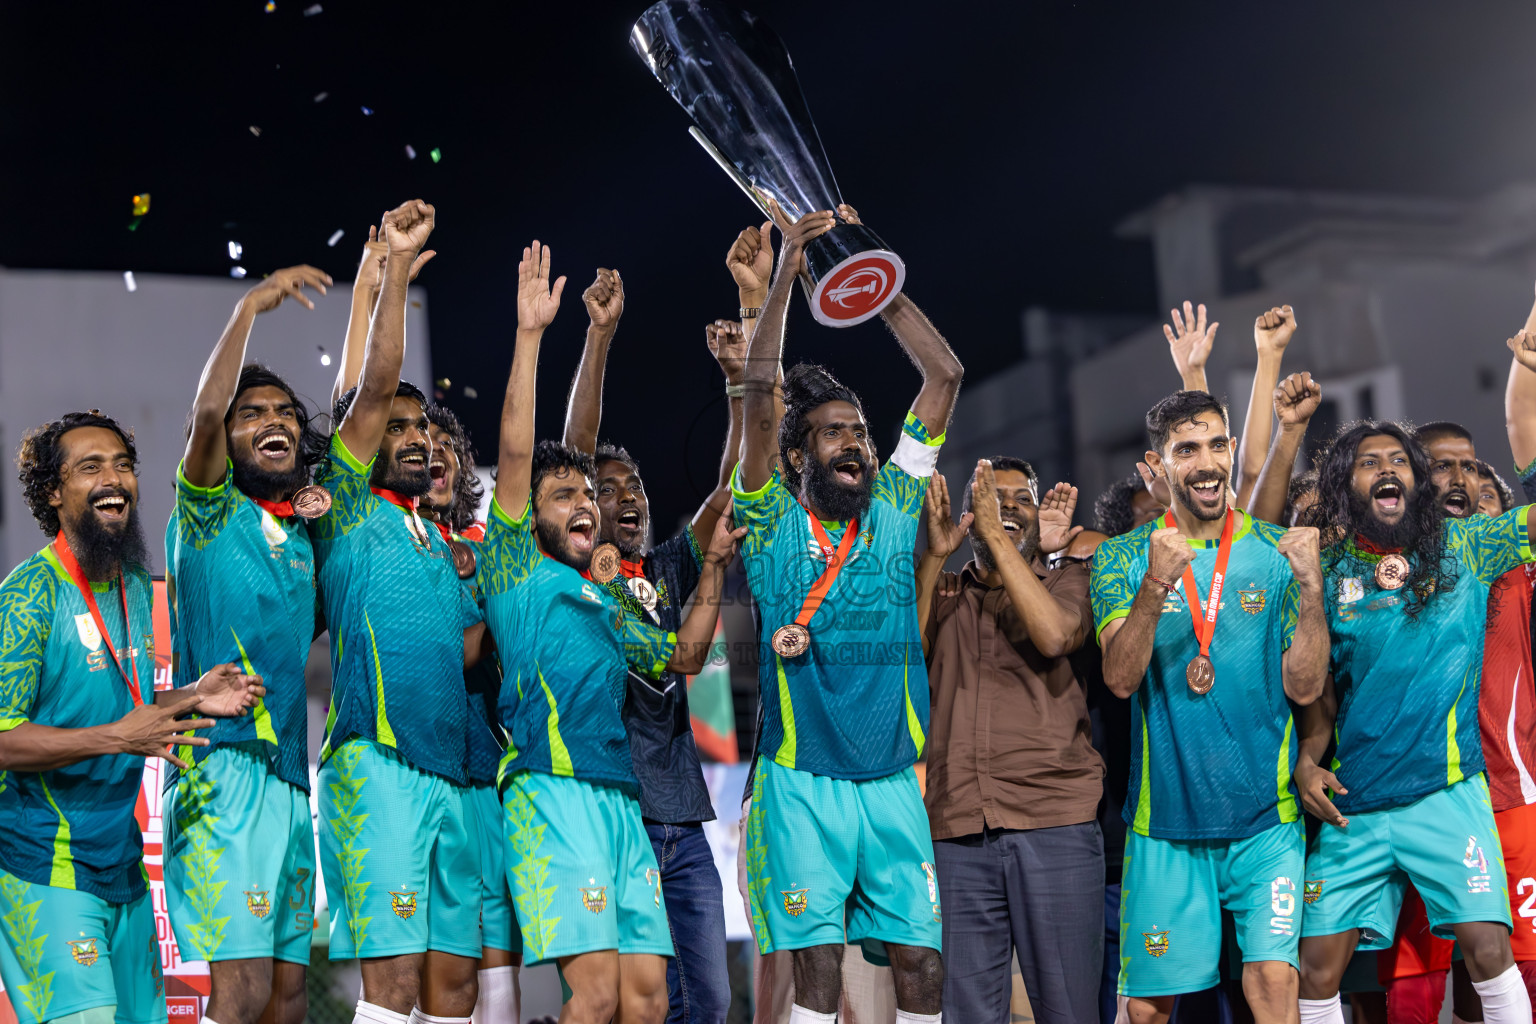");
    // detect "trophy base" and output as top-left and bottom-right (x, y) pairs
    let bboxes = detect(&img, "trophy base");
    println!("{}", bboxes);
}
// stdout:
(803, 223), (906, 328)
